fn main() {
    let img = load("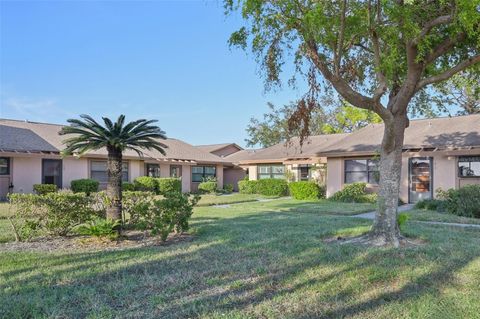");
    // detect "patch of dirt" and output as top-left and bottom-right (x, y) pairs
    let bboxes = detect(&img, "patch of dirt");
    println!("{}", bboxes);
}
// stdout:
(323, 235), (426, 248)
(0, 231), (194, 253)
